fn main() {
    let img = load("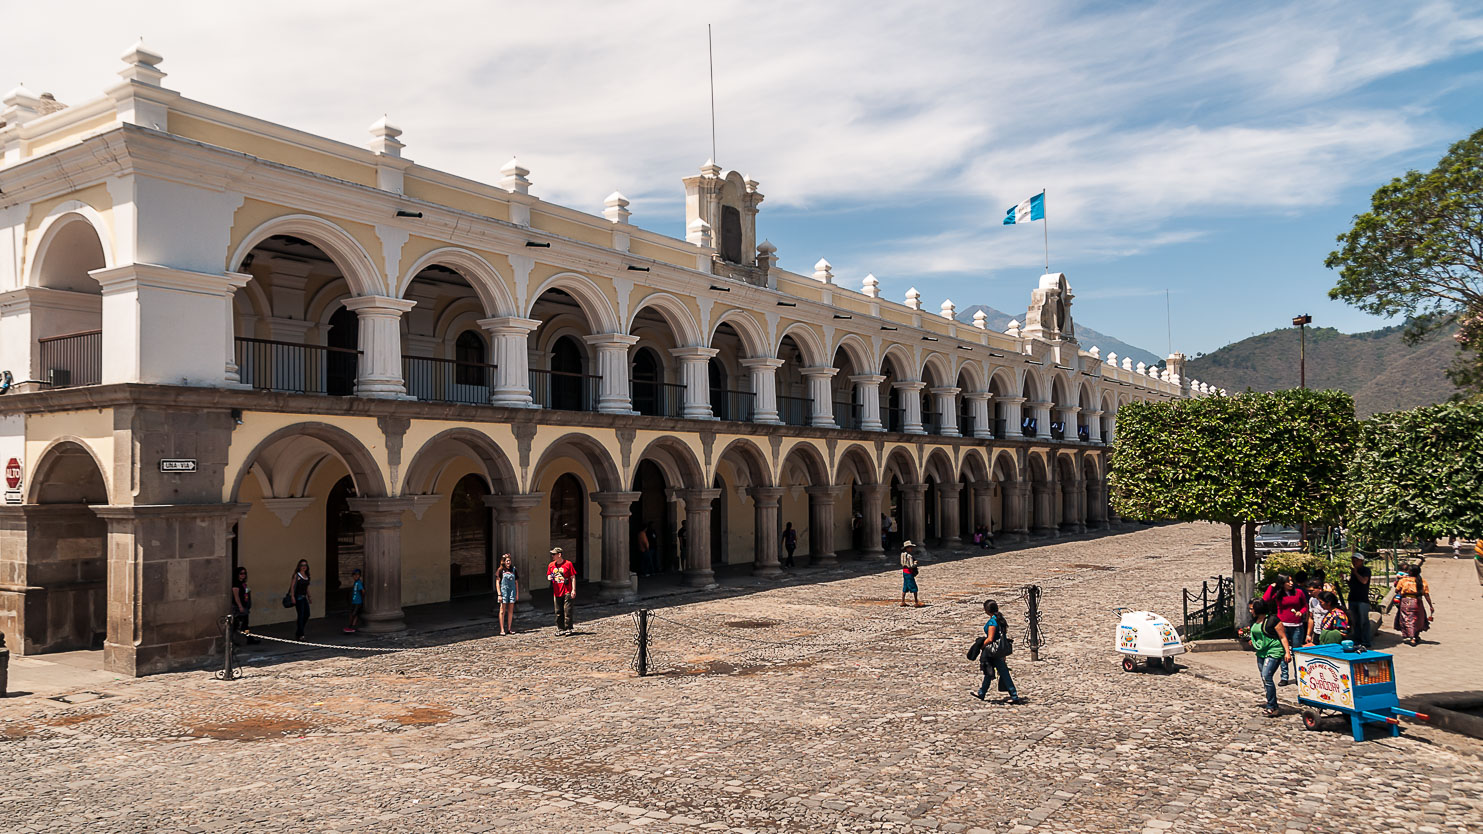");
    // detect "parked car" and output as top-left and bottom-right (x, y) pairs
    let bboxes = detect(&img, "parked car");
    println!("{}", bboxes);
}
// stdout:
(1254, 523), (1302, 555)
